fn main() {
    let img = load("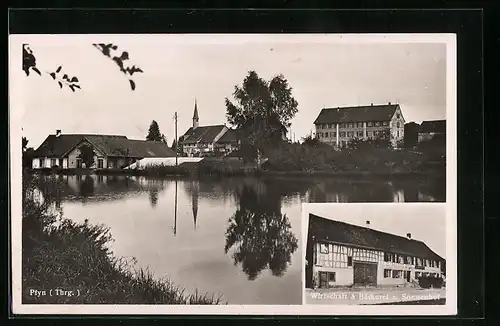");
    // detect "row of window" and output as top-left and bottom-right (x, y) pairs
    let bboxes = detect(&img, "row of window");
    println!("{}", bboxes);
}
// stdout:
(318, 121), (396, 129)
(383, 269), (409, 279)
(317, 130), (391, 139)
(39, 158), (104, 168)
(383, 252), (440, 268)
